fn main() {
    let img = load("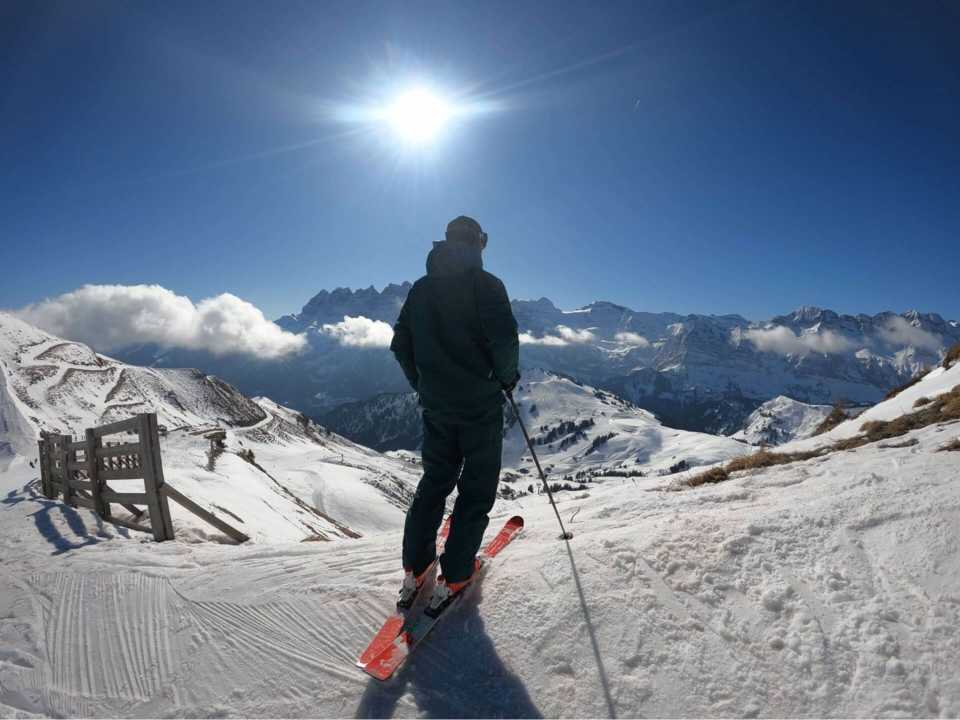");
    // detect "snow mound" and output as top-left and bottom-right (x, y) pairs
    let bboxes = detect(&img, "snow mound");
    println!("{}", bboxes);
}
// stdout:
(732, 395), (833, 446)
